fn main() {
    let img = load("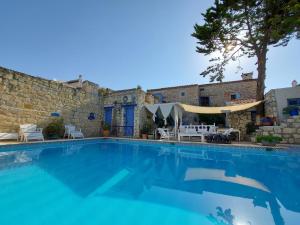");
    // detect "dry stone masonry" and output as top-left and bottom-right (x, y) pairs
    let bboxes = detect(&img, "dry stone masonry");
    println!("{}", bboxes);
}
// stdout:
(256, 115), (300, 144)
(0, 67), (103, 137)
